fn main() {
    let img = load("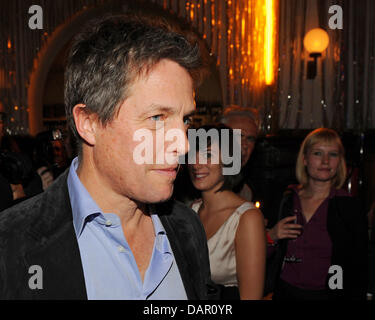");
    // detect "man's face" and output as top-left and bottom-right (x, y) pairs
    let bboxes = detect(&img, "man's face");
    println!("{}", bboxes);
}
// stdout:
(225, 115), (257, 168)
(91, 59), (195, 204)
